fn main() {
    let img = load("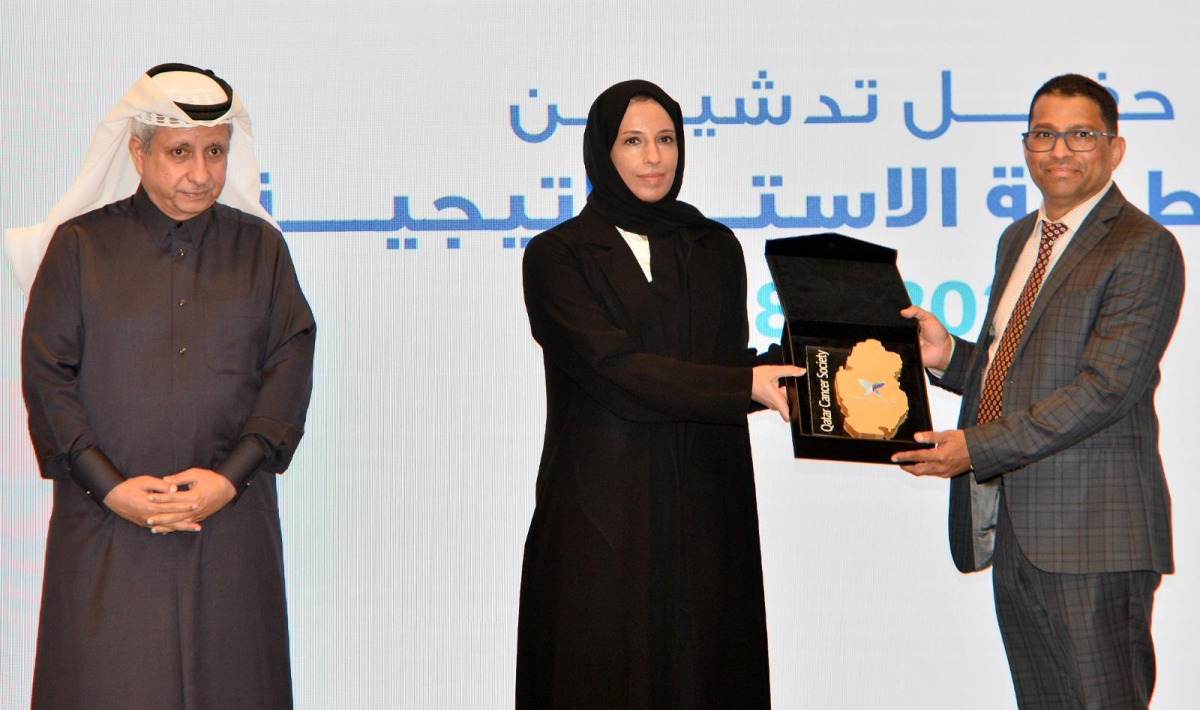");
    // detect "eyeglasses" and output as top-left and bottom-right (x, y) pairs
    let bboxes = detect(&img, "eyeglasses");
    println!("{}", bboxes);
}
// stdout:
(1021, 129), (1116, 152)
